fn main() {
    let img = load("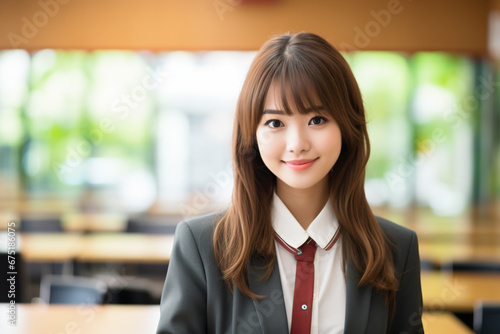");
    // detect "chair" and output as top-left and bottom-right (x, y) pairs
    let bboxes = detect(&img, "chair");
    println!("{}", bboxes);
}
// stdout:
(474, 300), (500, 334)
(126, 214), (181, 234)
(39, 275), (106, 305)
(419, 258), (436, 271)
(105, 286), (155, 304)
(441, 260), (500, 273)
(94, 273), (157, 305)
(19, 216), (62, 233)
(123, 216), (174, 278)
